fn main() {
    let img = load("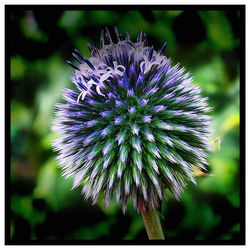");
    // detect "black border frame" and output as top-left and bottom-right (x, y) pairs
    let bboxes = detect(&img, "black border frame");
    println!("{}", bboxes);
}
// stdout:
(5, 4), (246, 245)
